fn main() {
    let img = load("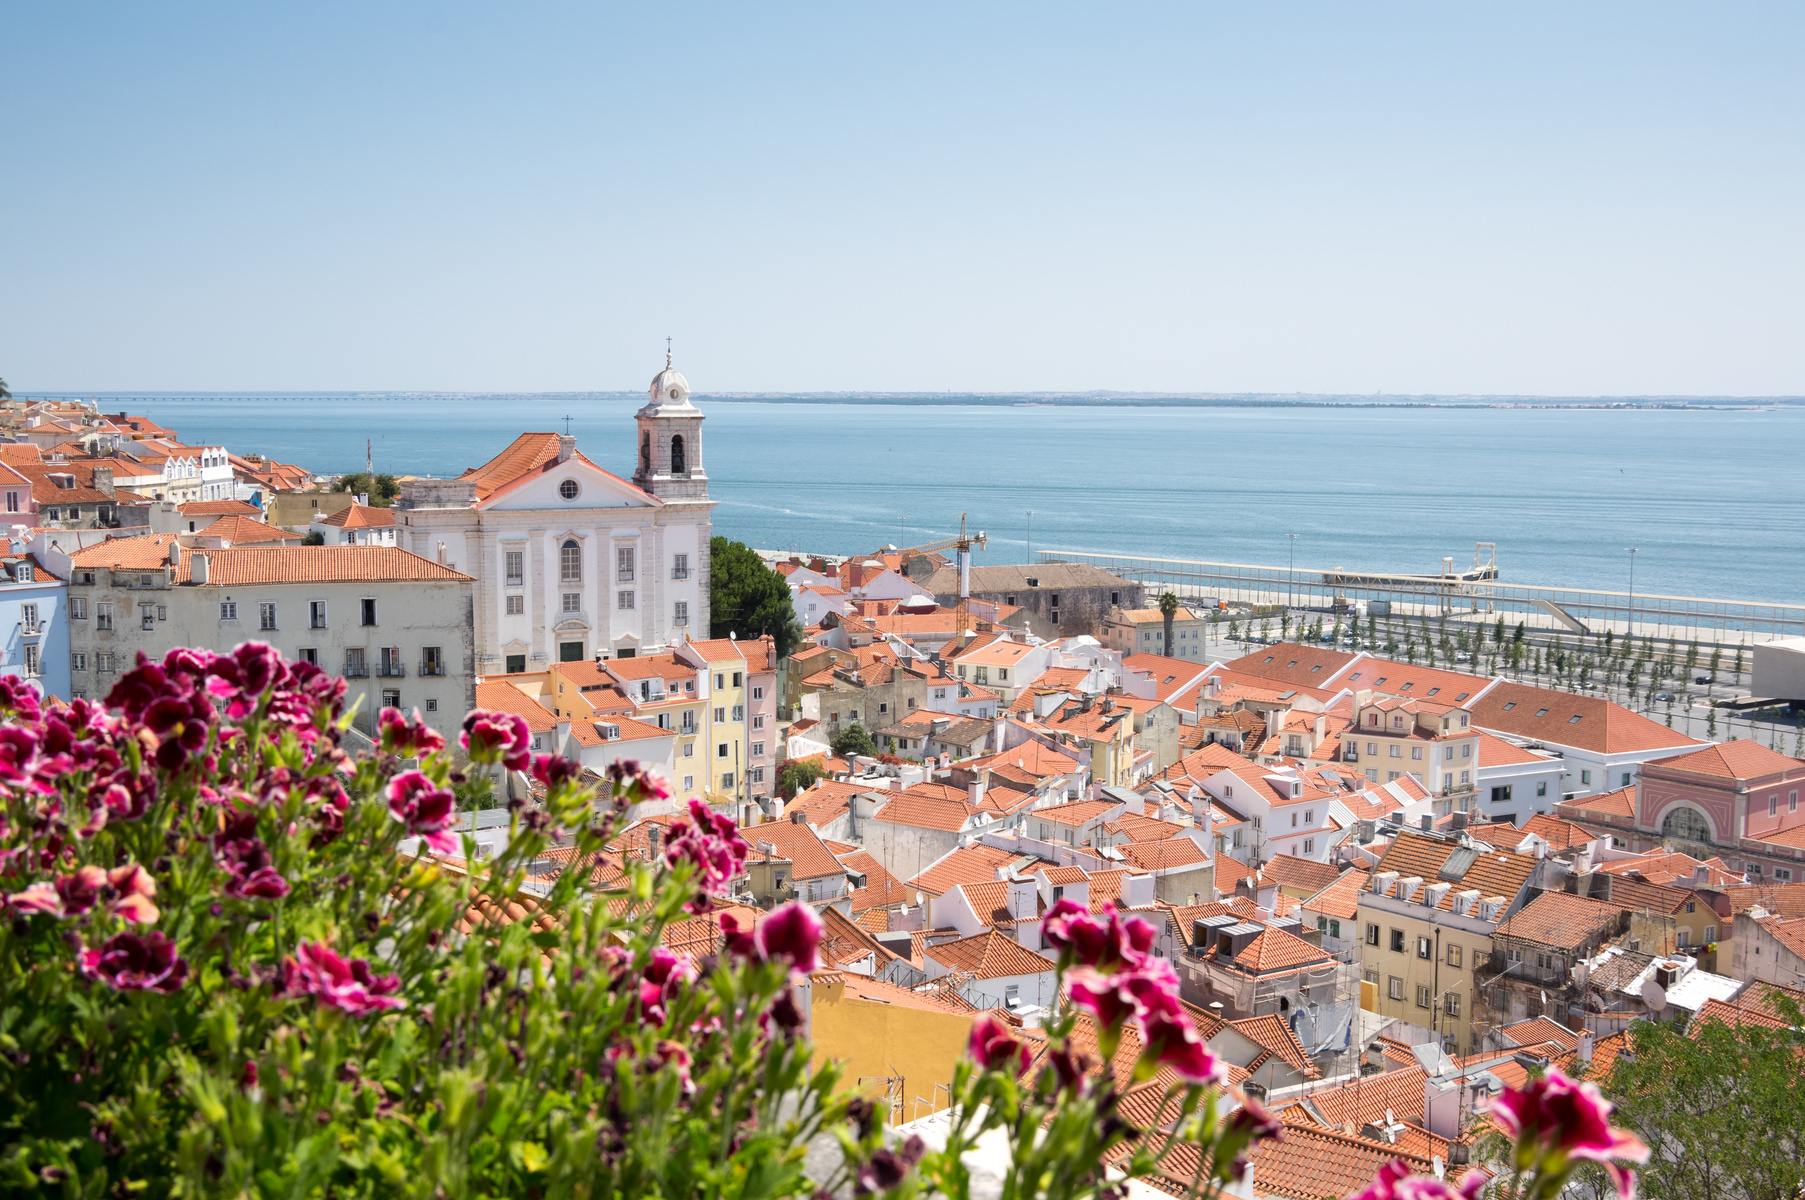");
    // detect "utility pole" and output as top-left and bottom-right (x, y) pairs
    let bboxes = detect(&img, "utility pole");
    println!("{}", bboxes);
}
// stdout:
(1026, 510), (1033, 565)
(1288, 533), (1298, 612)
(1626, 548), (1638, 639)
